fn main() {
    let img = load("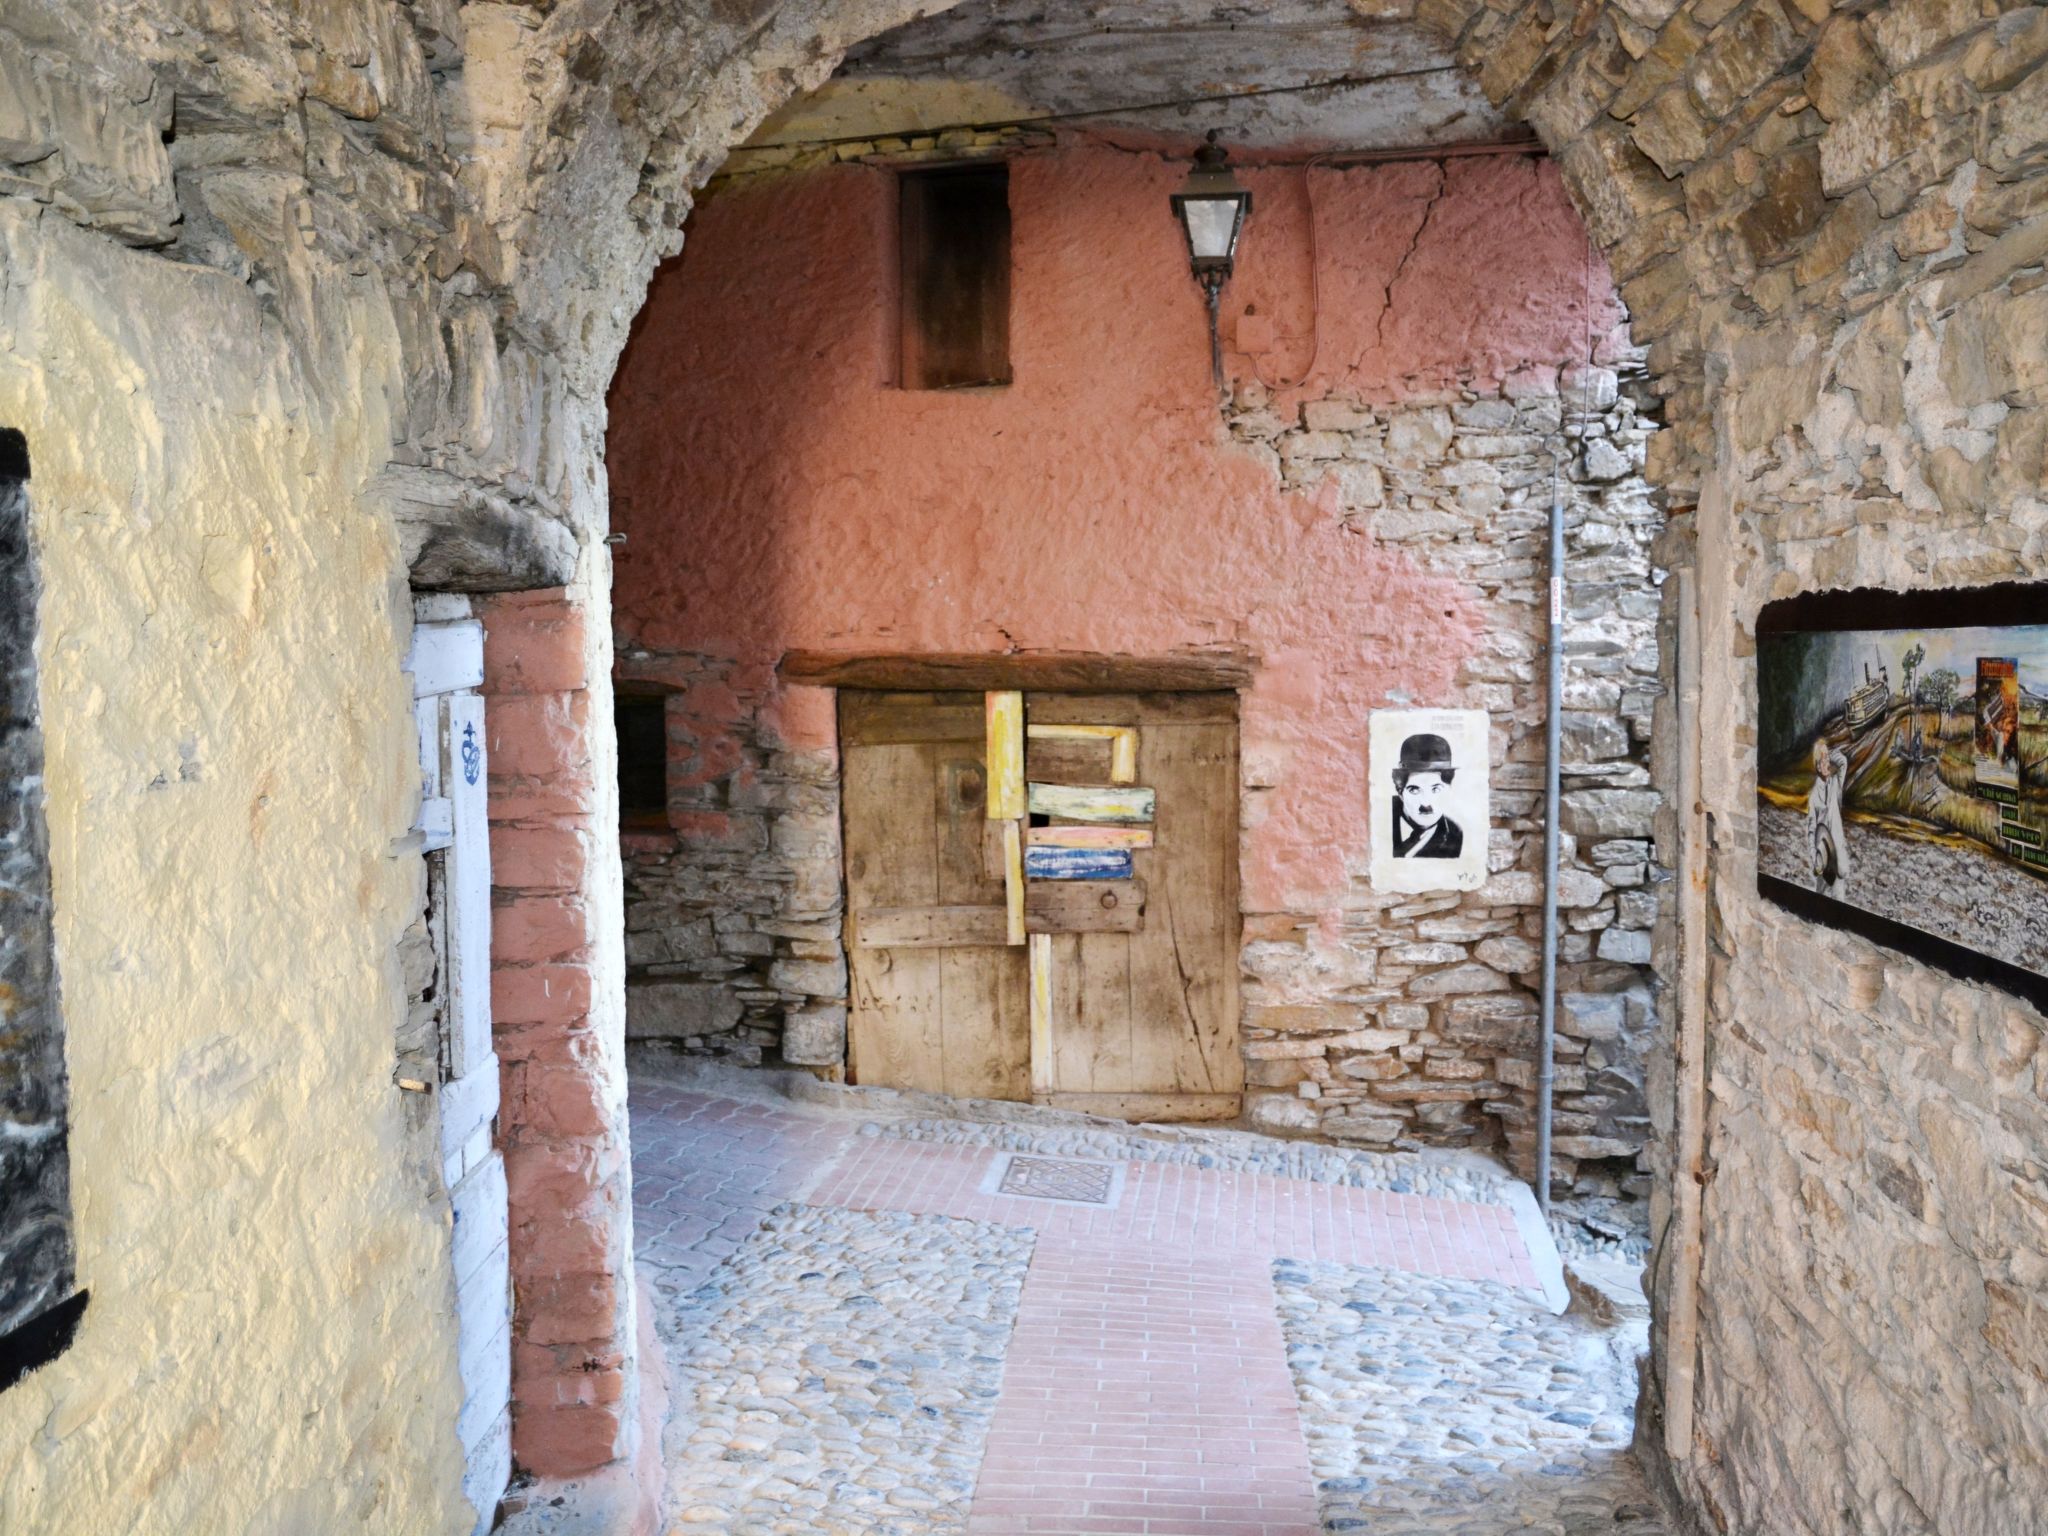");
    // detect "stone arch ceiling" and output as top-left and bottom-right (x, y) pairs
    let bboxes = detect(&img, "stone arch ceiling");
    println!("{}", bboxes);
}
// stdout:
(16, 1), (2034, 521)
(738, 0), (1516, 151)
